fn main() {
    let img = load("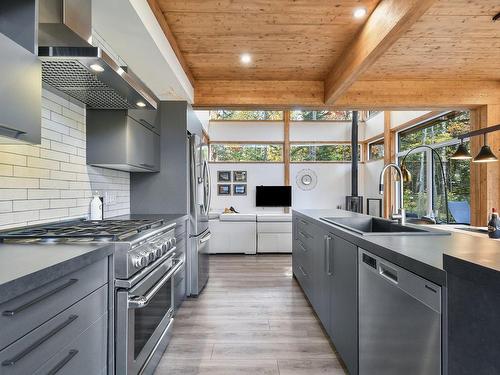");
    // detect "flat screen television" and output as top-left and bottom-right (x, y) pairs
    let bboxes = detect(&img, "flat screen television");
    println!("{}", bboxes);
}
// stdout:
(256, 186), (292, 207)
